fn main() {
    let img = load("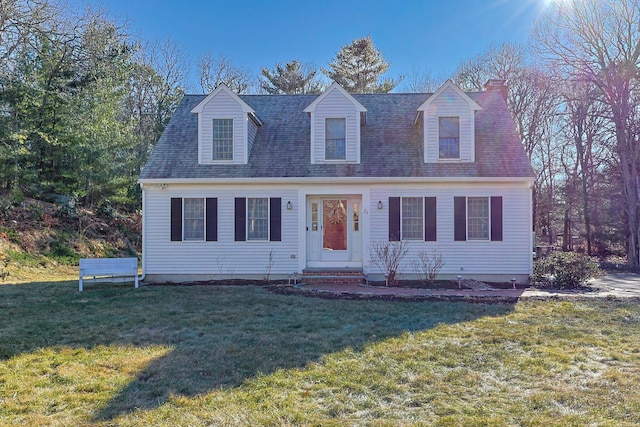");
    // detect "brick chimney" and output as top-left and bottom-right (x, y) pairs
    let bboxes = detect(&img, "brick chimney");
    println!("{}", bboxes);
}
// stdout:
(484, 79), (508, 101)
